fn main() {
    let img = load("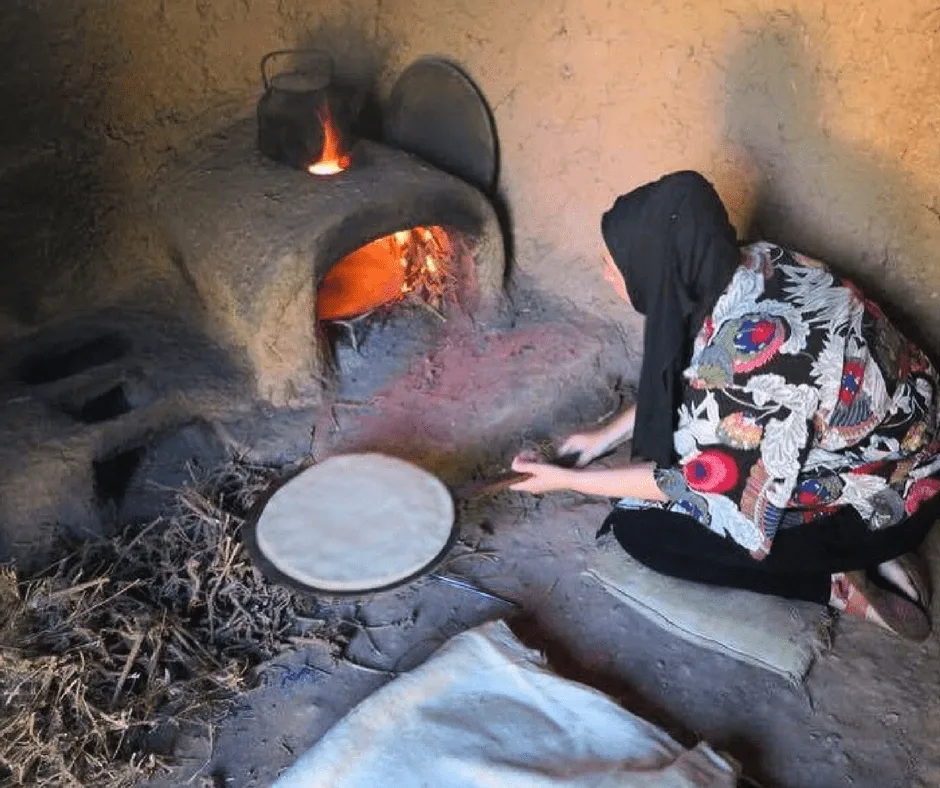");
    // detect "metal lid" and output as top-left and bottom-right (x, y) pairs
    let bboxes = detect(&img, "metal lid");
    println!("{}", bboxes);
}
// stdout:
(383, 58), (498, 194)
